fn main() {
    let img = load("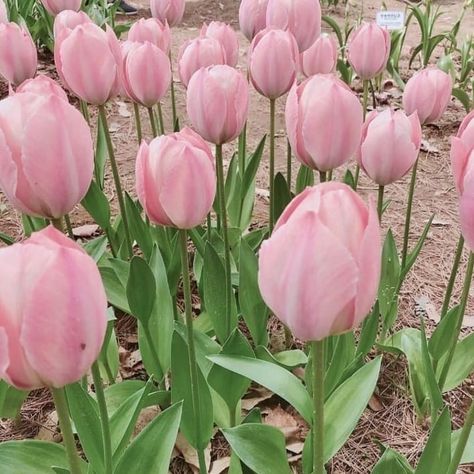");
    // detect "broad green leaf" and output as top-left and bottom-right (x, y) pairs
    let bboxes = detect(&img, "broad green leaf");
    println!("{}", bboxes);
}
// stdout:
(99, 258), (130, 312)
(95, 114), (107, 188)
(105, 380), (146, 416)
(255, 346), (307, 369)
(81, 180), (110, 229)
(324, 333), (356, 397)
(124, 194), (152, 259)
(83, 235), (108, 262)
(0, 231), (14, 245)
(0, 381), (28, 419)
(97, 319), (119, 384)
(441, 332), (474, 391)
(126, 256), (156, 324)
(452, 88), (472, 113)
(452, 427), (474, 464)
(296, 164), (314, 194)
(272, 172), (291, 223)
(372, 447), (413, 473)
(357, 302), (380, 357)
(429, 305), (459, 364)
